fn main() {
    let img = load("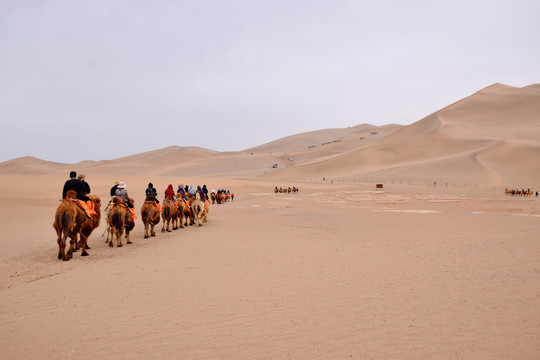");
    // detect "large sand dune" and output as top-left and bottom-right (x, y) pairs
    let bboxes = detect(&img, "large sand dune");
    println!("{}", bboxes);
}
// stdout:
(1, 83), (539, 359)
